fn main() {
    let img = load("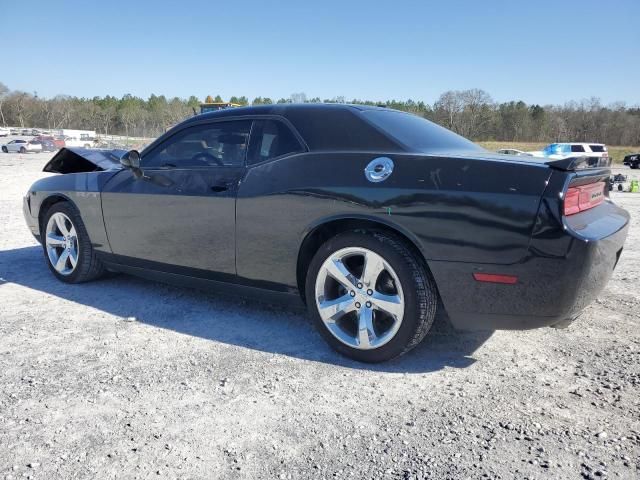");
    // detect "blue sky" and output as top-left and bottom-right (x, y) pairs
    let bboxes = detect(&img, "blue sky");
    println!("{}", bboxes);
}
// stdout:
(1, 0), (638, 105)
